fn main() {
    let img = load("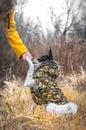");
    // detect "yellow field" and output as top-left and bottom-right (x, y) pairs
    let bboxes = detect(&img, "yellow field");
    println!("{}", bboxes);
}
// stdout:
(0, 70), (86, 130)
